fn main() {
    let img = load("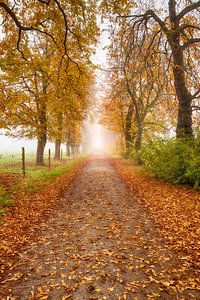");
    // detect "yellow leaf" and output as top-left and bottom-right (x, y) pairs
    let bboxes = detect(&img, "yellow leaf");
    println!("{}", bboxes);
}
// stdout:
(161, 281), (170, 287)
